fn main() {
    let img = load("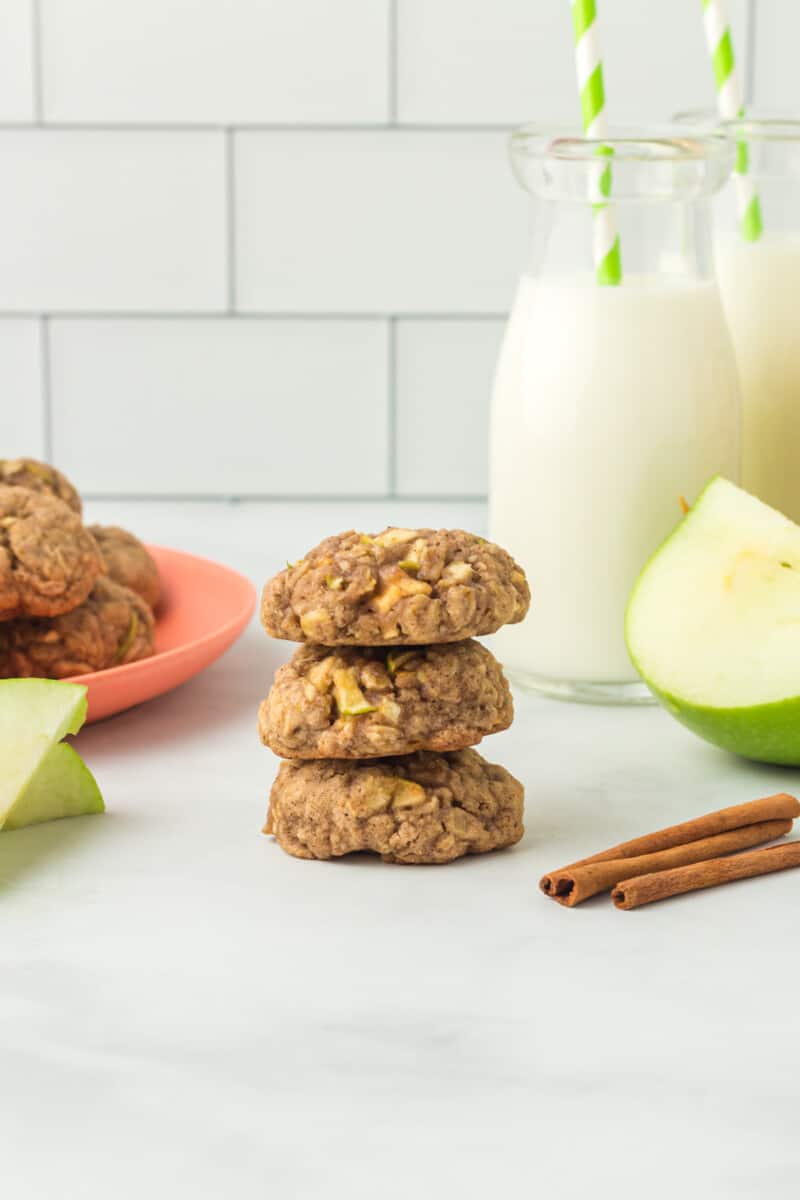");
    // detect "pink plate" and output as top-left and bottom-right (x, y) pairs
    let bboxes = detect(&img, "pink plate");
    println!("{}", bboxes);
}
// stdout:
(67, 545), (257, 722)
